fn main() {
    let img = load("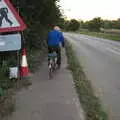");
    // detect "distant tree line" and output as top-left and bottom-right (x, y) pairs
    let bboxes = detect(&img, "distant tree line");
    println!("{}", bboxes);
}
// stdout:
(60, 17), (120, 32)
(58, 19), (80, 31)
(80, 17), (120, 31)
